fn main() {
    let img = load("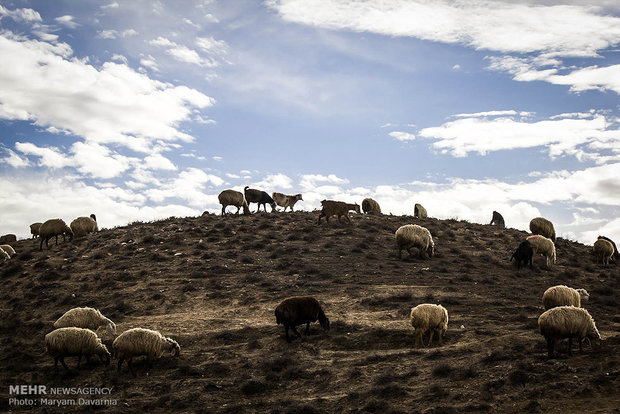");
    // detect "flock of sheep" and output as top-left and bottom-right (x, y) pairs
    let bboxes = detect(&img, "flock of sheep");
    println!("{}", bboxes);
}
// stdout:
(1, 188), (618, 376)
